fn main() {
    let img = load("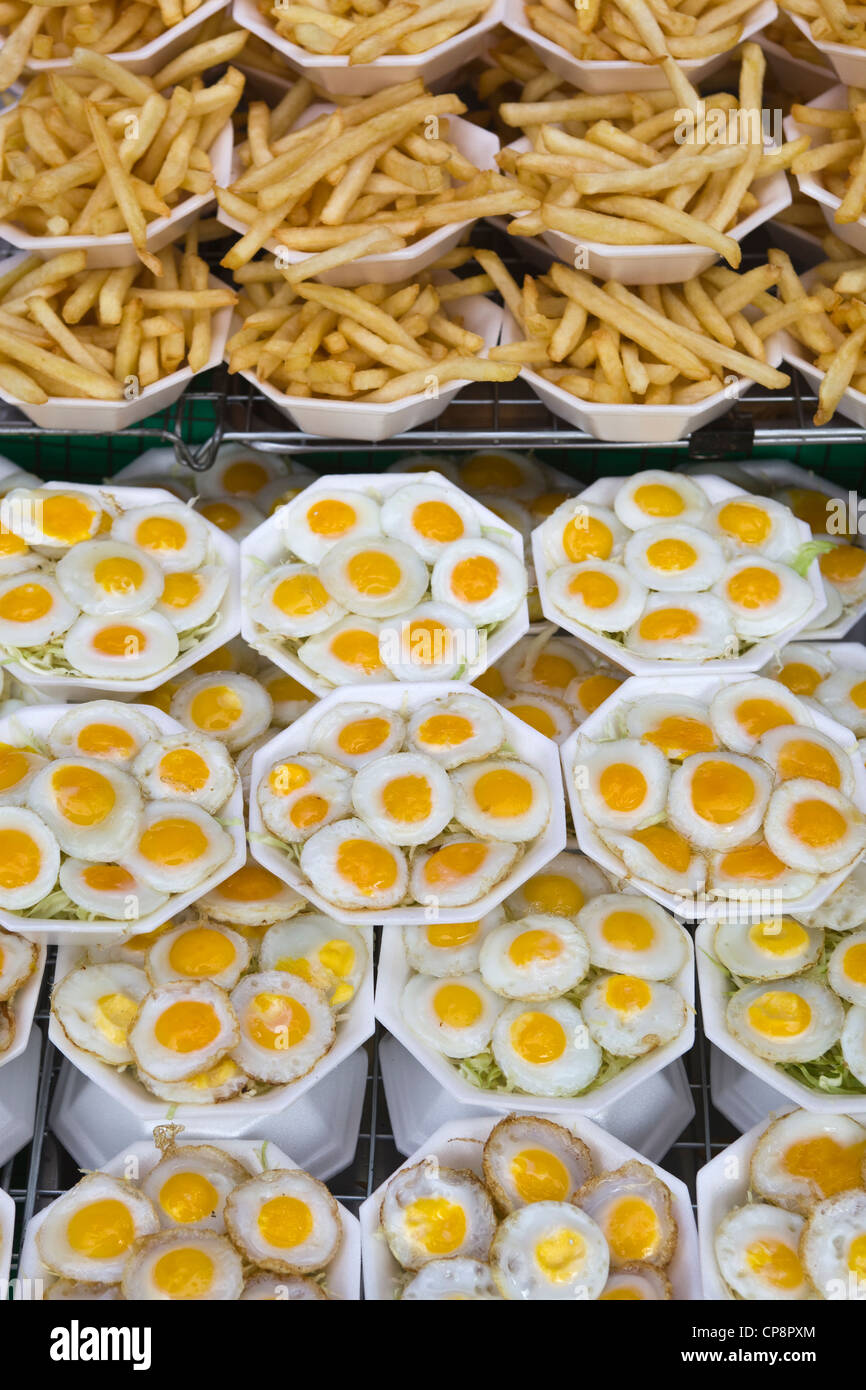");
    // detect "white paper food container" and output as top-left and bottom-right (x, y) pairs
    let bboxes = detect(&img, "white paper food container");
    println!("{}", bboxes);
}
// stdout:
(0, 482), (240, 700)
(359, 1113), (701, 1299)
(15, 0), (231, 74)
(0, 259), (234, 433)
(374, 915), (694, 1116)
(758, 32), (835, 96)
(785, 87), (866, 253)
(48, 928), (374, 1121)
(0, 121), (233, 269)
(562, 672), (866, 923)
(502, 308), (787, 443)
(232, 0), (503, 97)
(0, 703), (245, 941)
(501, 0), (777, 93)
(240, 471), (527, 692)
(503, 138), (791, 285)
(16, 1136), (361, 1300)
(0, 940), (45, 1072)
(533, 473), (824, 675)
(248, 680), (566, 925)
(0, 1187), (13, 1290)
(218, 113), (499, 287)
(787, 11), (866, 85)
